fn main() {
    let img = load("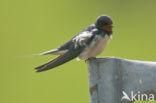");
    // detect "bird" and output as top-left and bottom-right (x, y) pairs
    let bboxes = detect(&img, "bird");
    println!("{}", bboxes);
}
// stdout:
(35, 15), (113, 72)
